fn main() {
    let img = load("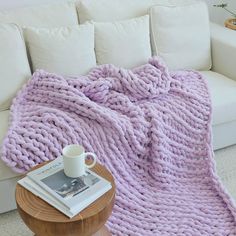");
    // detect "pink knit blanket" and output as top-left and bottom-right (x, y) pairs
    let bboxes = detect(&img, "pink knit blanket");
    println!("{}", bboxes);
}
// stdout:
(2, 57), (236, 235)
